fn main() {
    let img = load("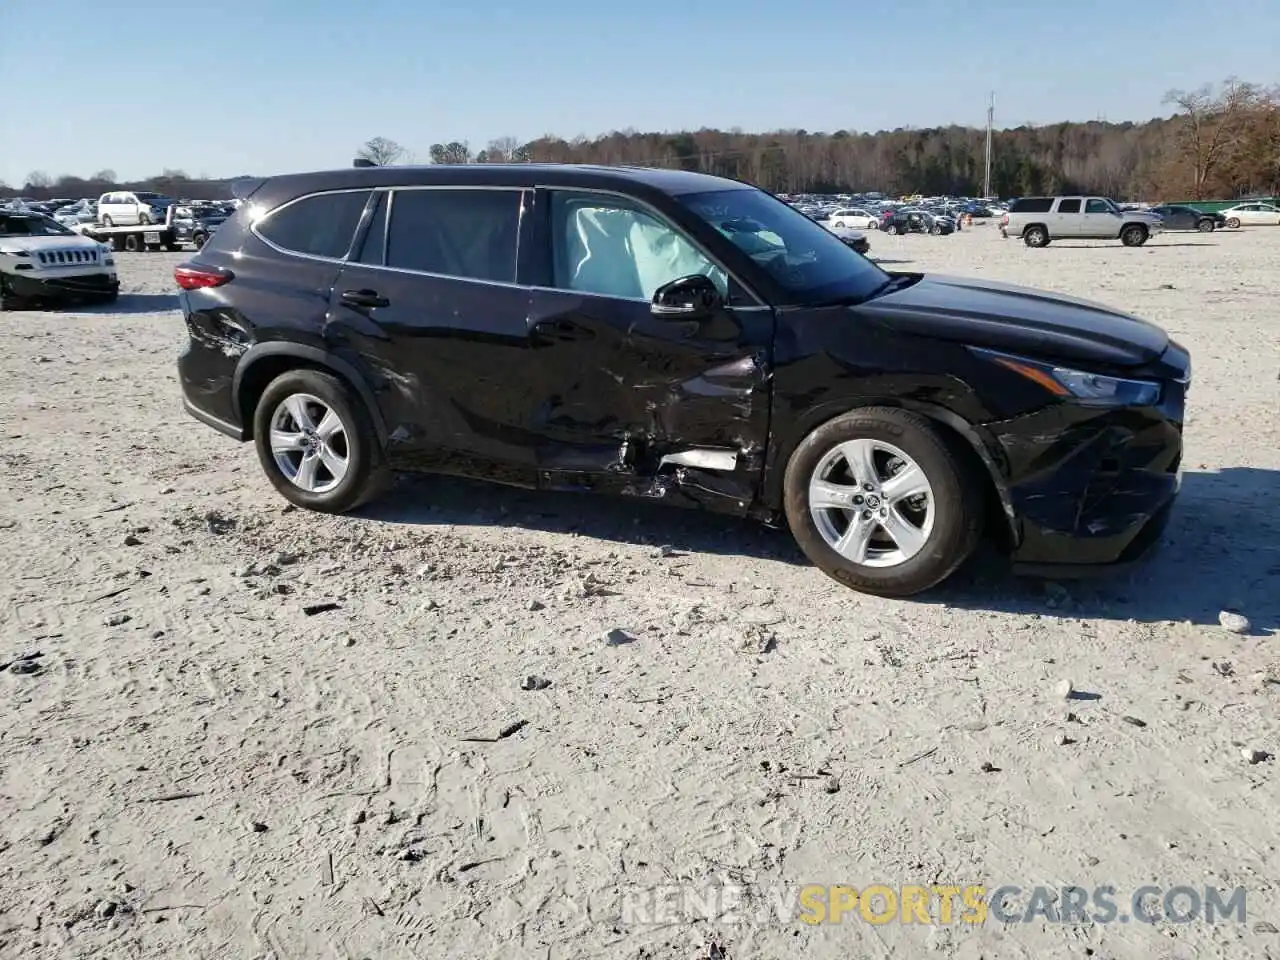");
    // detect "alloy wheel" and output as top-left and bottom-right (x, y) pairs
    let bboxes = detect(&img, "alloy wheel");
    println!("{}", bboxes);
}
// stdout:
(807, 438), (935, 567)
(269, 393), (350, 493)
